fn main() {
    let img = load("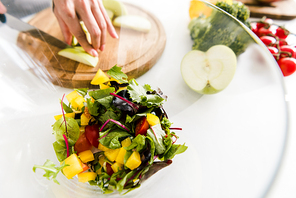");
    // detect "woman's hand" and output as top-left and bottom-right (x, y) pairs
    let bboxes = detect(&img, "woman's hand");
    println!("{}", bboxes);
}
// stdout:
(53, 0), (118, 57)
(0, 1), (7, 14)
